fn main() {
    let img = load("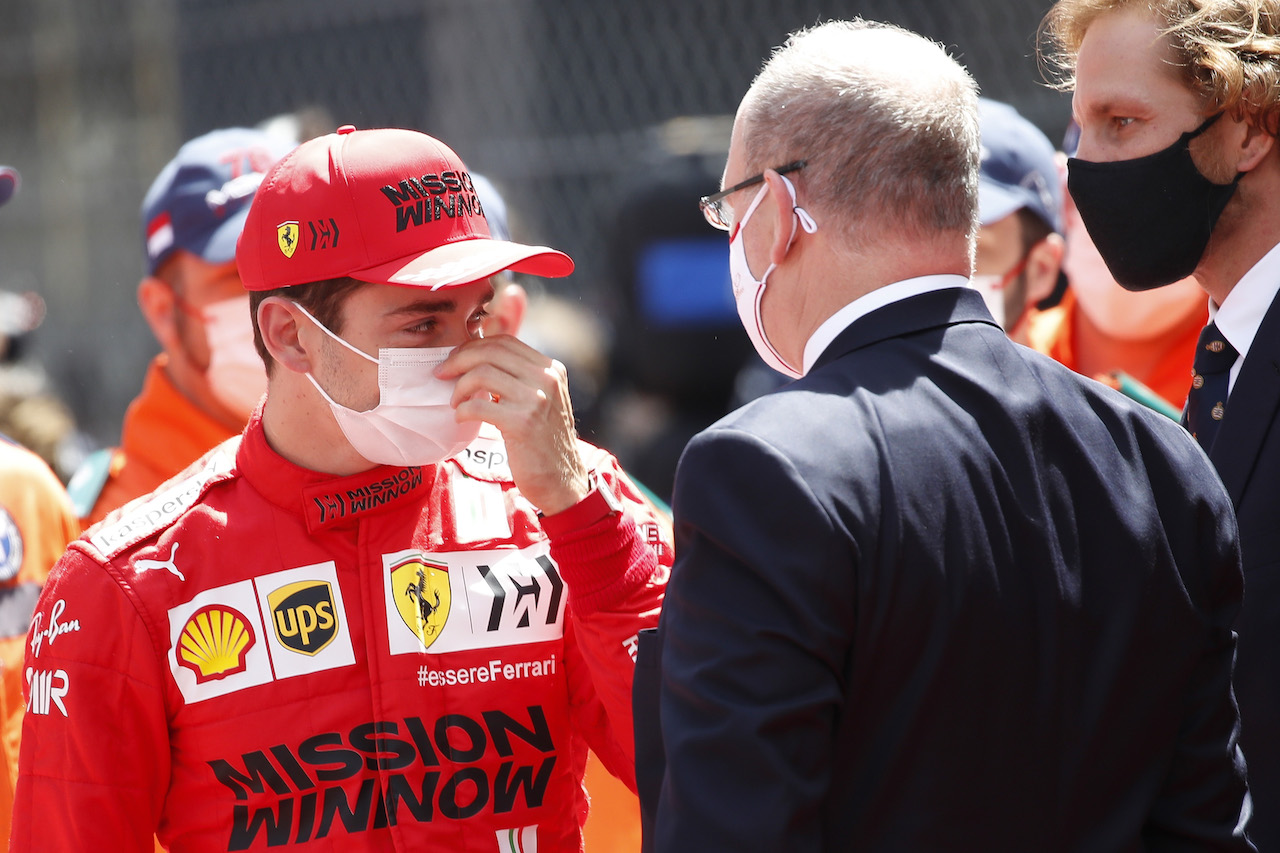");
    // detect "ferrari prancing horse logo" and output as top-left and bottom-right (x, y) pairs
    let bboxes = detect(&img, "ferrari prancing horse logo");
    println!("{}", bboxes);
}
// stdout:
(277, 221), (300, 258)
(391, 556), (452, 649)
